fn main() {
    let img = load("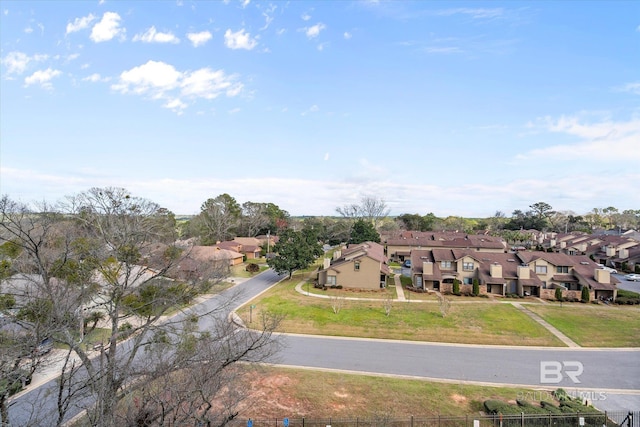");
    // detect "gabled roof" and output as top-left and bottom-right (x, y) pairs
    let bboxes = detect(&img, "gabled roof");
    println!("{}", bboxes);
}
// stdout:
(325, 241), (389, 275)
